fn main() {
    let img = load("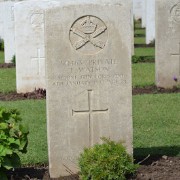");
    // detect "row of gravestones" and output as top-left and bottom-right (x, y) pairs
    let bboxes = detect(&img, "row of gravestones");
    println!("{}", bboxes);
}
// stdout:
(0, 0), (180, 178)
(133, 0), (155, 44)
